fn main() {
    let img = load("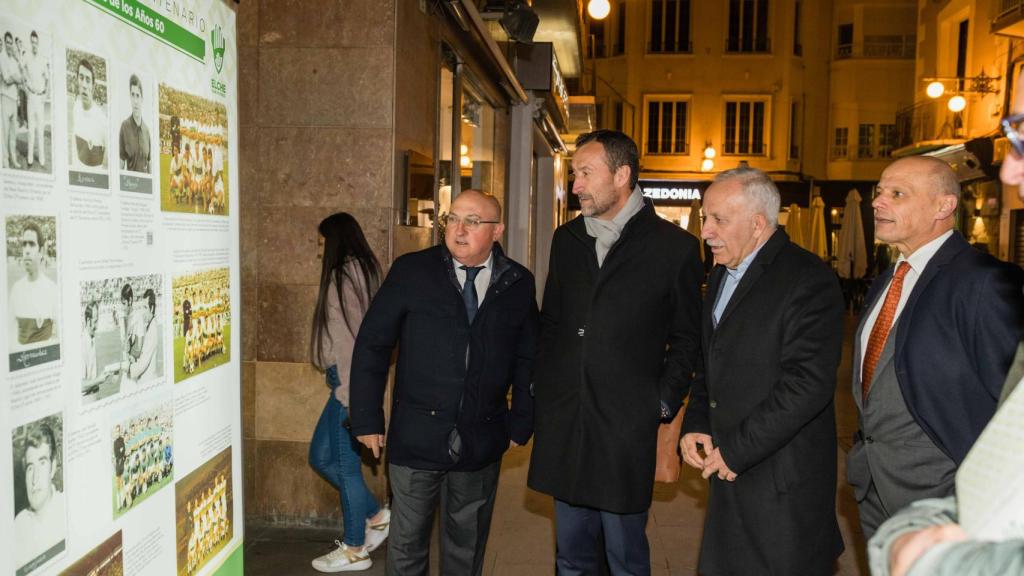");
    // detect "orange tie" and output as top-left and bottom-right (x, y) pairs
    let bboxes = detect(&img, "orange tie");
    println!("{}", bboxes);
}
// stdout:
(862, 262), (911, 401)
